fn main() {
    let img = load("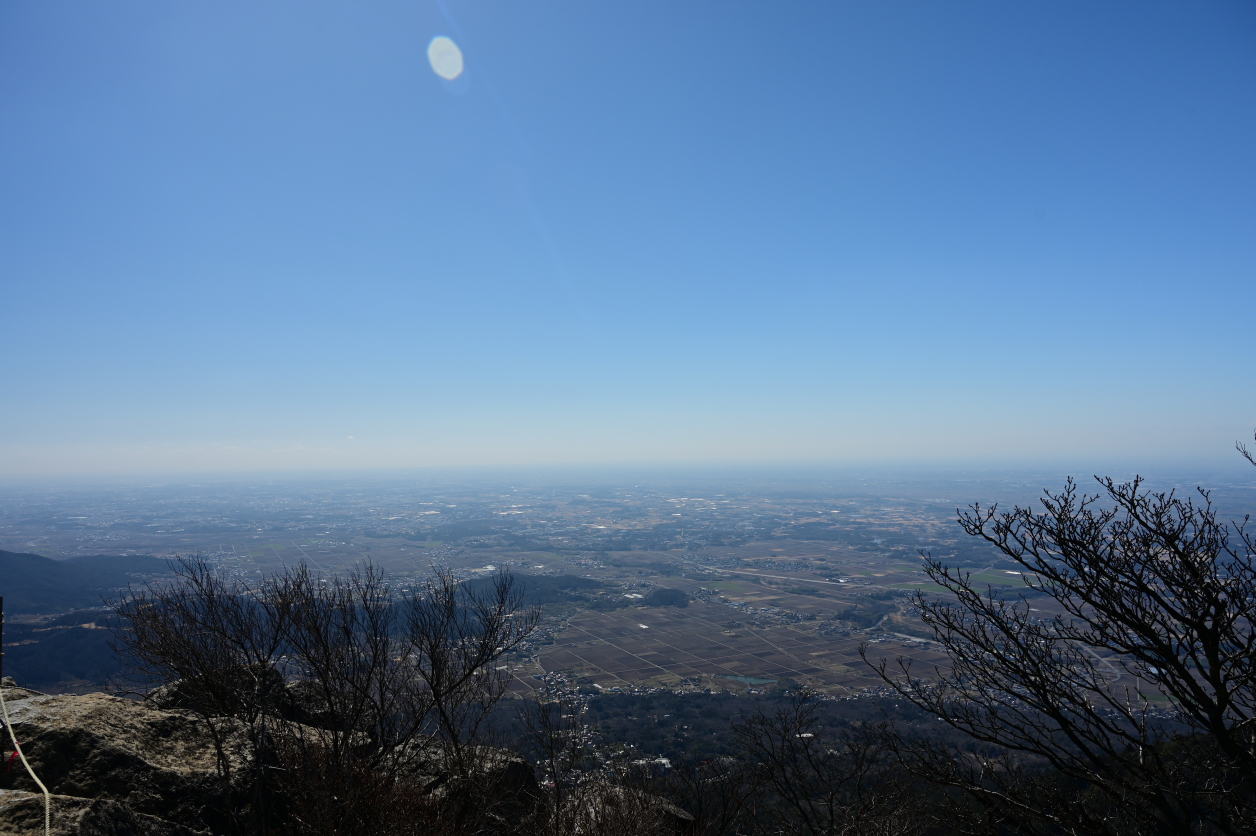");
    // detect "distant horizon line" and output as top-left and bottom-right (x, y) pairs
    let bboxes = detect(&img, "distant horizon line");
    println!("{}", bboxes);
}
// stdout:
(1, 452), (1253, 488)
